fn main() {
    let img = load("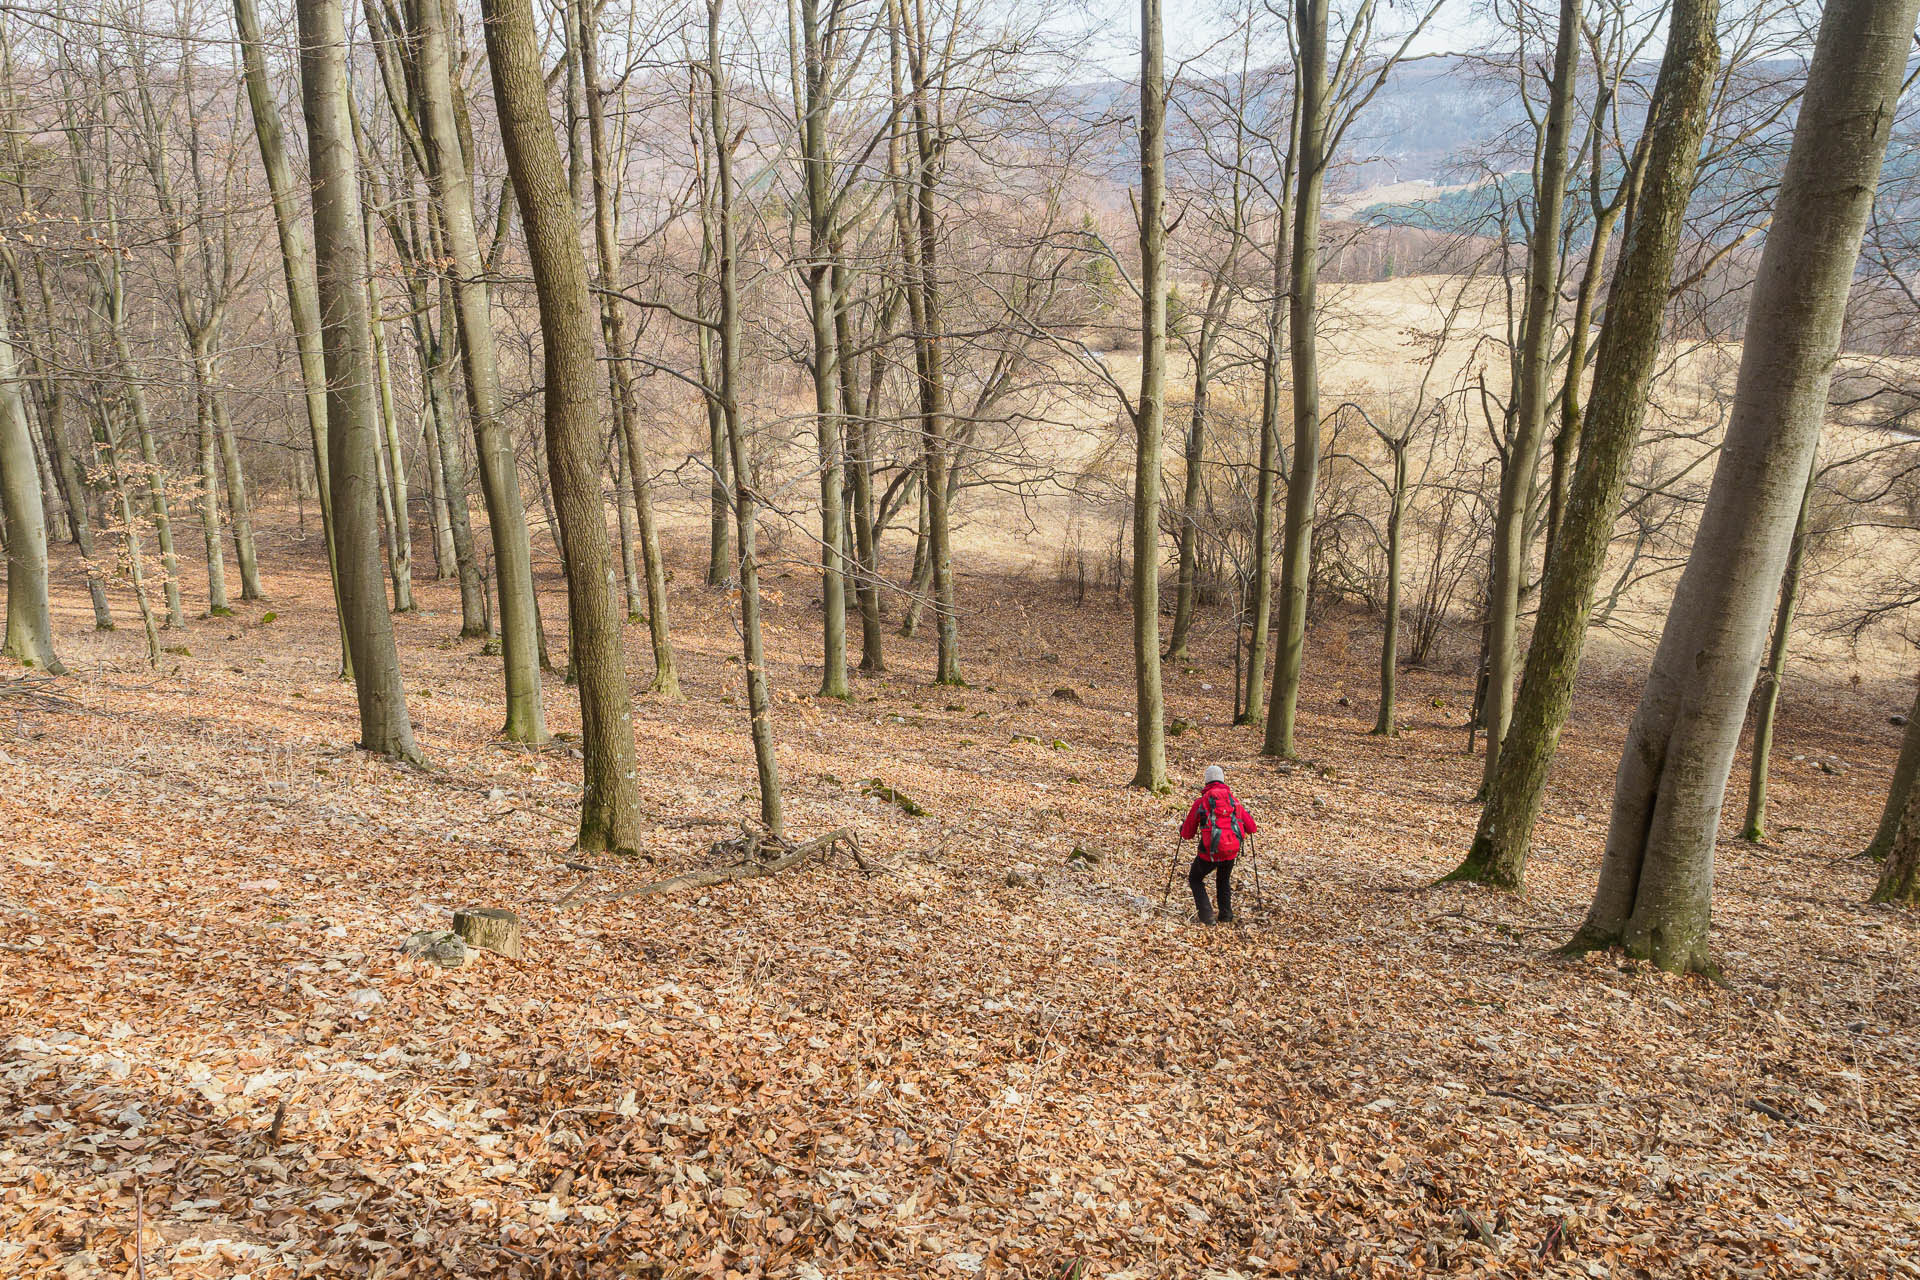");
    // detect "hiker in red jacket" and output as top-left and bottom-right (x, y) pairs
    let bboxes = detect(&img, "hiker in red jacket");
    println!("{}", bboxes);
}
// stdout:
(1178, 765), (1258, 925)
